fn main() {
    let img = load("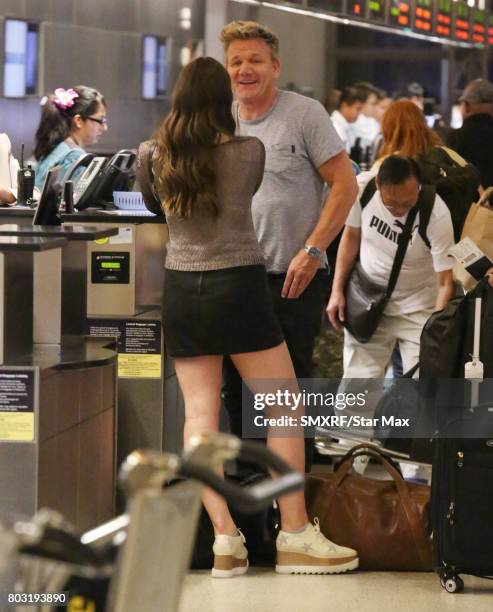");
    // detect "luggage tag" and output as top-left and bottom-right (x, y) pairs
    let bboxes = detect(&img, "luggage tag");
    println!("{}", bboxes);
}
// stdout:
(449, 237), (493, 281)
